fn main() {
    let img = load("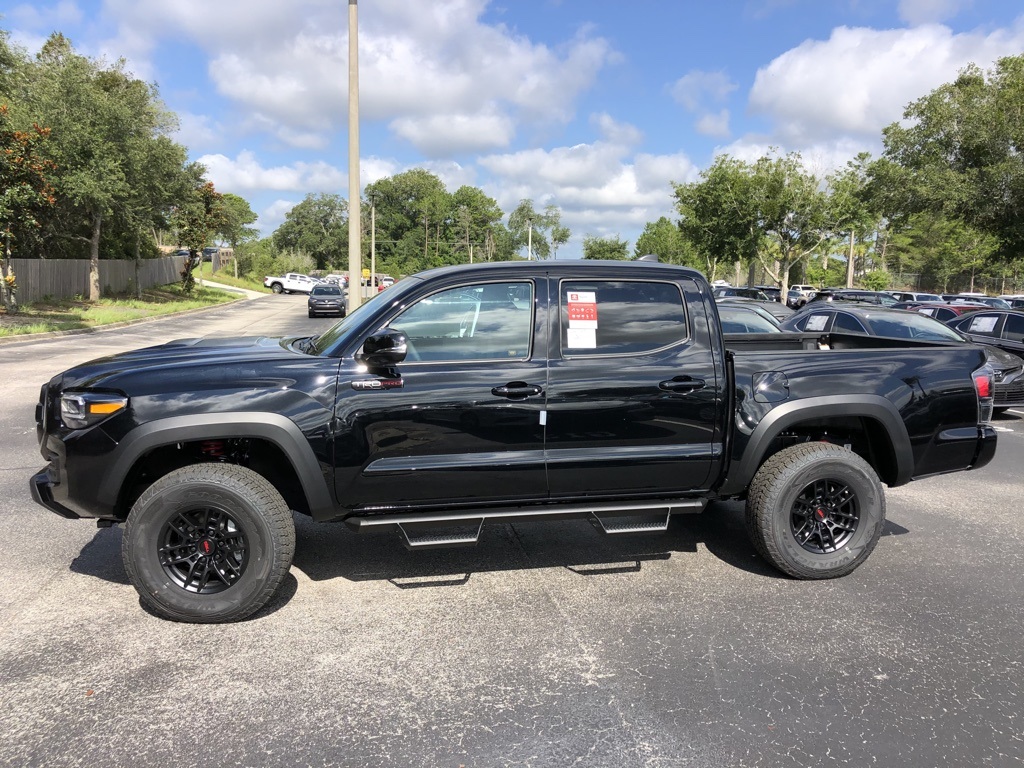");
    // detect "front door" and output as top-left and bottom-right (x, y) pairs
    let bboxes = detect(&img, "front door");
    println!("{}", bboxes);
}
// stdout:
(333, 278), (548, 511)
